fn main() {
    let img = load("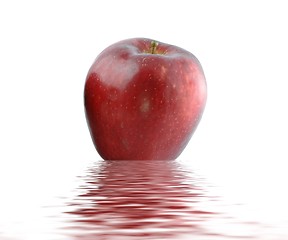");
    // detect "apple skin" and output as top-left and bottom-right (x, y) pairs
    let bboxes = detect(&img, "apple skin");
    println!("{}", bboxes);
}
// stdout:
(84, 38), (207, 160)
